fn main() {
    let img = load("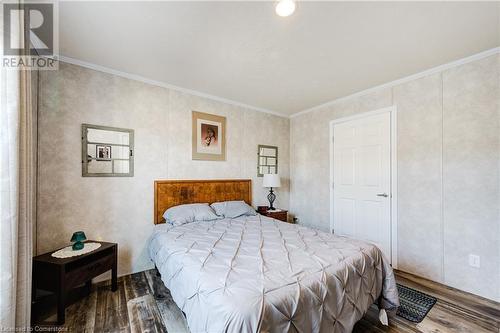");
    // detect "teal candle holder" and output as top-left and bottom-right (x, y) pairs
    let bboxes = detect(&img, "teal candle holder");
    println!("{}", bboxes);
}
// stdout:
(70, 231), (87, 250)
